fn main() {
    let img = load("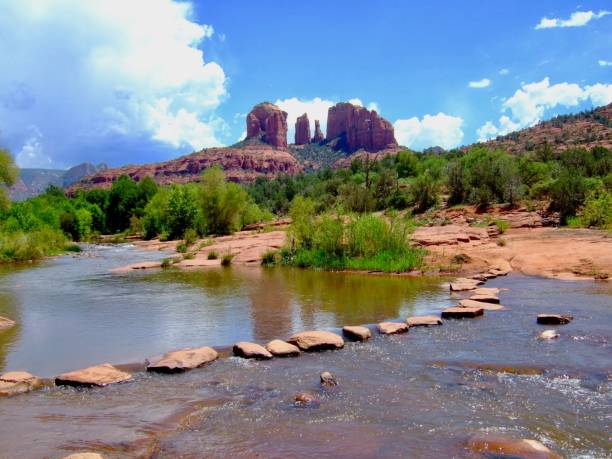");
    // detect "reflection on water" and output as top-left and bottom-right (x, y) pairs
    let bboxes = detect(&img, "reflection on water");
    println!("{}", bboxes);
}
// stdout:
(0, 245), (448, 376)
